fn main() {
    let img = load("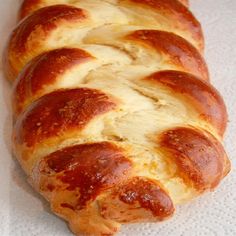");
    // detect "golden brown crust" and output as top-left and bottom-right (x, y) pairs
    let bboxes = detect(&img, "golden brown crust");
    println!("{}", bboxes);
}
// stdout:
(159, 127), (228, 191)
(36, 142), (131, 235)
(126, 30), (209, 80)
(13, 48), (94, 115)
(117, 177), (174, 219)
(144, 70), (227, 135)
(100, 177), (174, 223)
(5, 5), (88, 82)
(14, 88), (117, 148)
(39, 142), (132, 208)
(119, 0), (203, 49)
